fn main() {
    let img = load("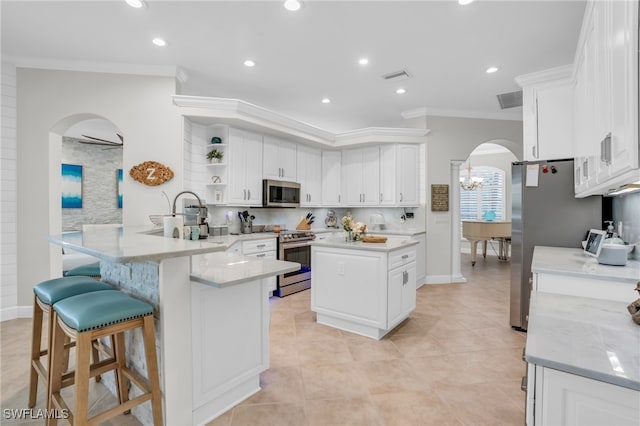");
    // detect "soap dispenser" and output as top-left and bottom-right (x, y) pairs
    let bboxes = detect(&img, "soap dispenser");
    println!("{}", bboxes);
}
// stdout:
(605, 221), (615, 238)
